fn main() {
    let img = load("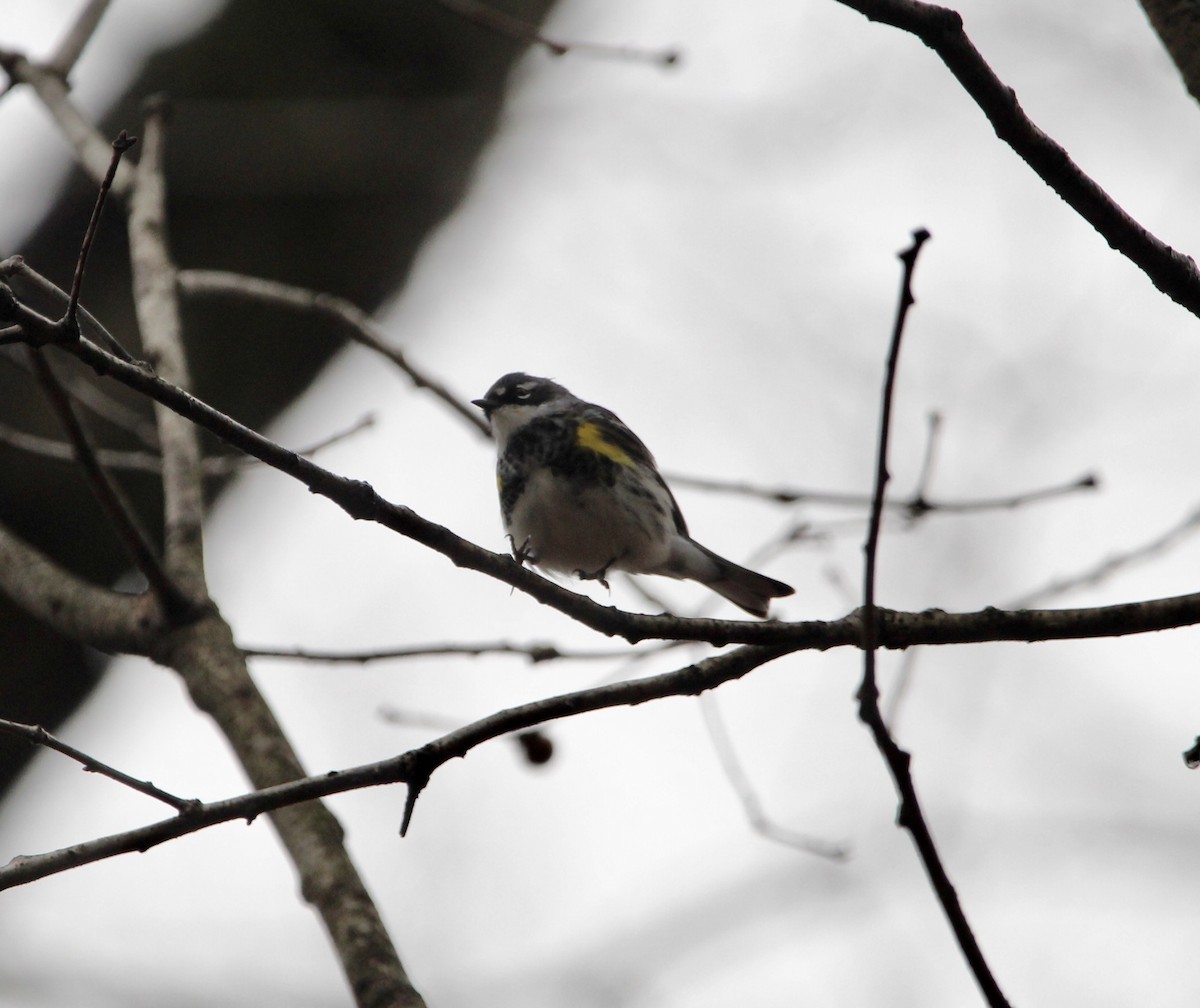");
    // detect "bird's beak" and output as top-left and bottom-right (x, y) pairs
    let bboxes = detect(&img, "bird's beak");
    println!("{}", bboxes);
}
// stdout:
(472, 397), (495, 416)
